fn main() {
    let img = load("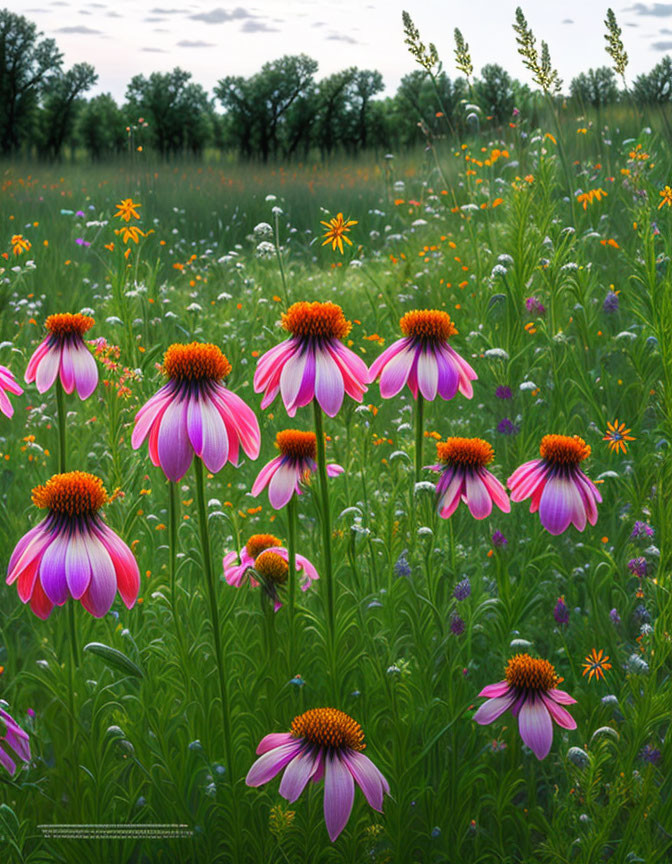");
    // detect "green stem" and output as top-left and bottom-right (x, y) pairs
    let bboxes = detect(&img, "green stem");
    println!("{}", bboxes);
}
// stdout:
(193, 457), (234, 778)
(168, 479), (179, 615)
(287, 495), (298, 620)
(313, 401), (335, 648)
(56, 380), (67, 473)
(274, 211), (290, 307)
(414, 393), (424, 485)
